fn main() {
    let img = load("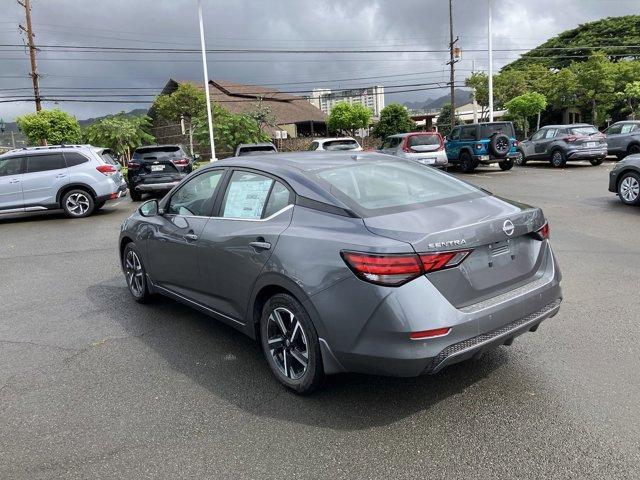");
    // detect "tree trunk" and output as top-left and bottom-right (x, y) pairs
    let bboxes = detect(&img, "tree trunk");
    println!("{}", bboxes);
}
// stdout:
(536, 112), (541, 130)
(592, 99), (597, 126)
